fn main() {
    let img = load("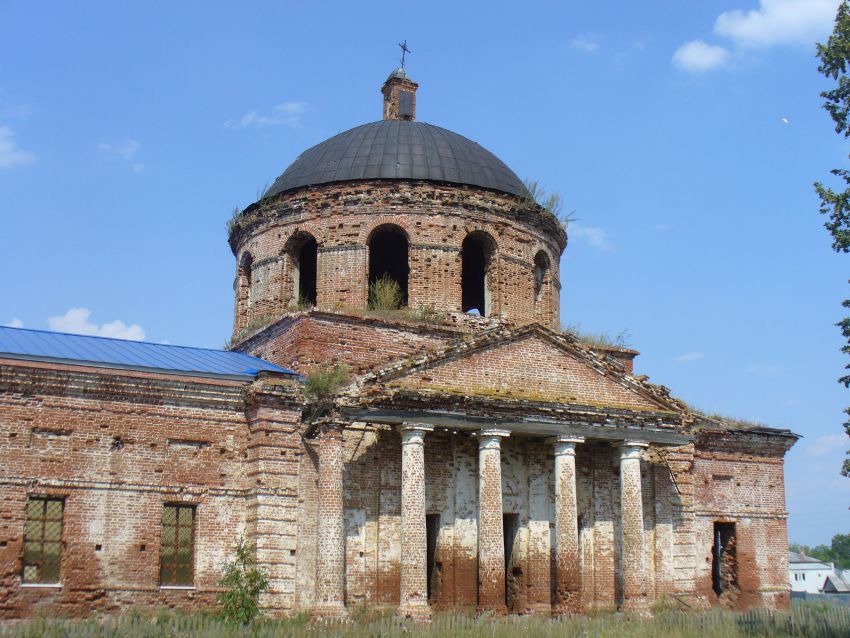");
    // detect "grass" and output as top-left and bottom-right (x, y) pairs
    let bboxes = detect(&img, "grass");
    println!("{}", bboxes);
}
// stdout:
(304, 364), (351, 402)
(368, 275), (404, 312)
(225, 315), (279, 348)
(521, 179), (575, 232)
(3, 606), (850, 638)
(562, 323), (632, 350)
